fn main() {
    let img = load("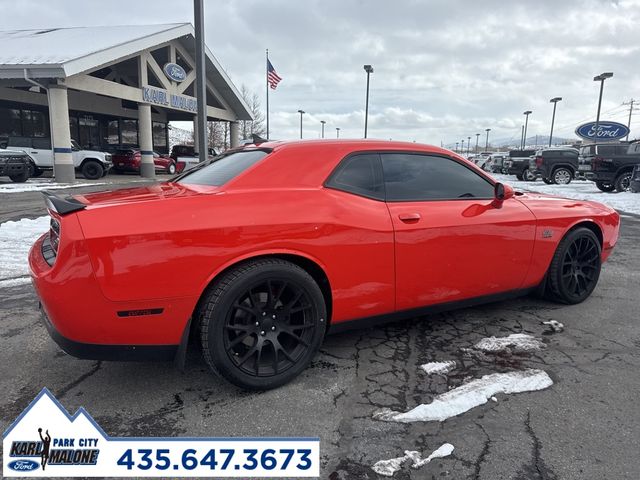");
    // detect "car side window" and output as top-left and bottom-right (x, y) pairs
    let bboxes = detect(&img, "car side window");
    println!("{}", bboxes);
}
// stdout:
(381, 153), (494, 201)
(325, 153), (384, 200)
(598, 146), (616, 156)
